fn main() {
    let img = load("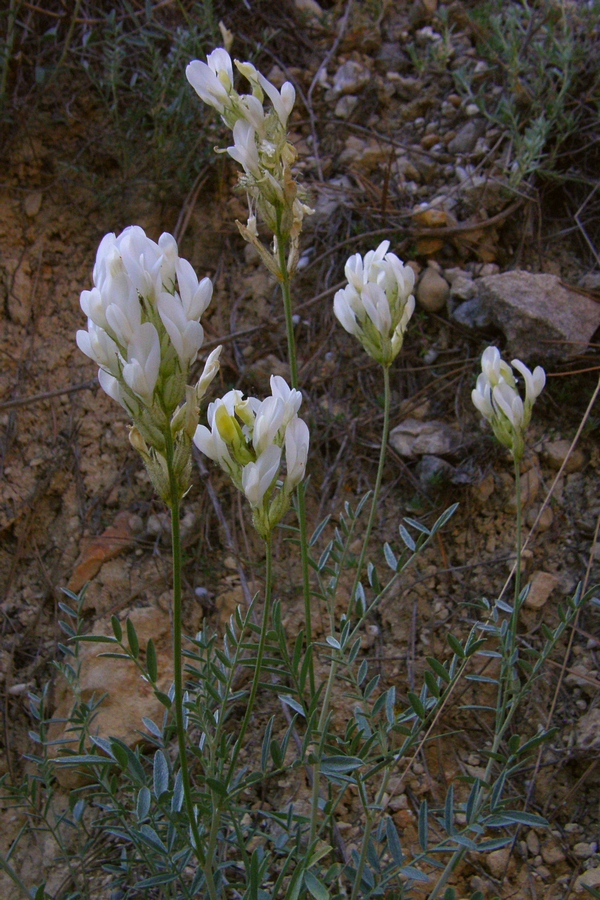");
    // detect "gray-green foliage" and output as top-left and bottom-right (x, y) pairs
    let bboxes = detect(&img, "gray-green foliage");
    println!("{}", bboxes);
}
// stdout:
(1, 502), (588, 898)
(0, 2), (220, 198)
(455, 0), (600, 188)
